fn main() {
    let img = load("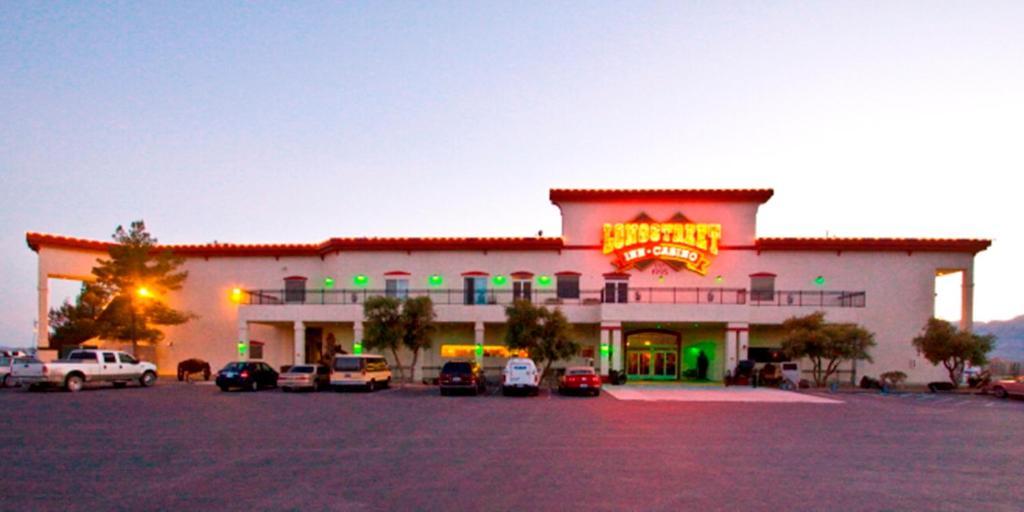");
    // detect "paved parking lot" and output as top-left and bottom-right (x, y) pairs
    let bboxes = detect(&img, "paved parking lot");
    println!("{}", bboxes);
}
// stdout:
(2, 382), (1022, 511)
